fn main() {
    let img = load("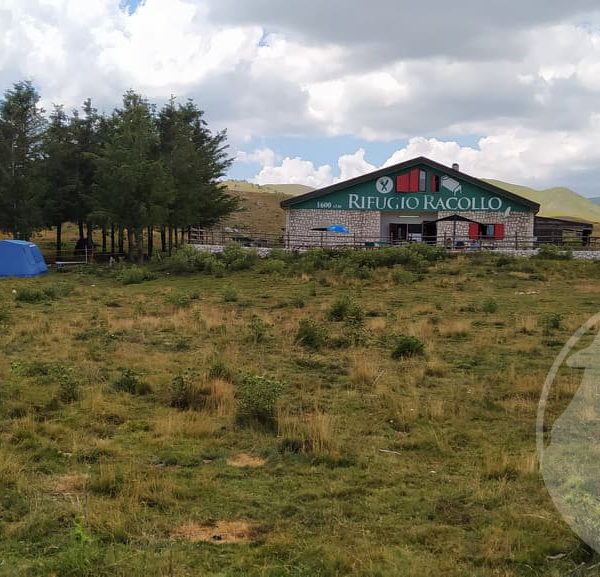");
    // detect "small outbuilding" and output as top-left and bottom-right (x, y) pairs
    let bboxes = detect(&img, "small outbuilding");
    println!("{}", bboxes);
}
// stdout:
(0, 240), (48, 278)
